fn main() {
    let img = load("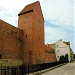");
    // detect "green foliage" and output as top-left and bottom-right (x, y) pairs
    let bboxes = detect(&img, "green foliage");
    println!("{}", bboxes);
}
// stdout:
(59, 54), (69, 62)
(64, 54), (68, 62)
(74, 54), (75, 59)
(59, 55), (65, 62)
